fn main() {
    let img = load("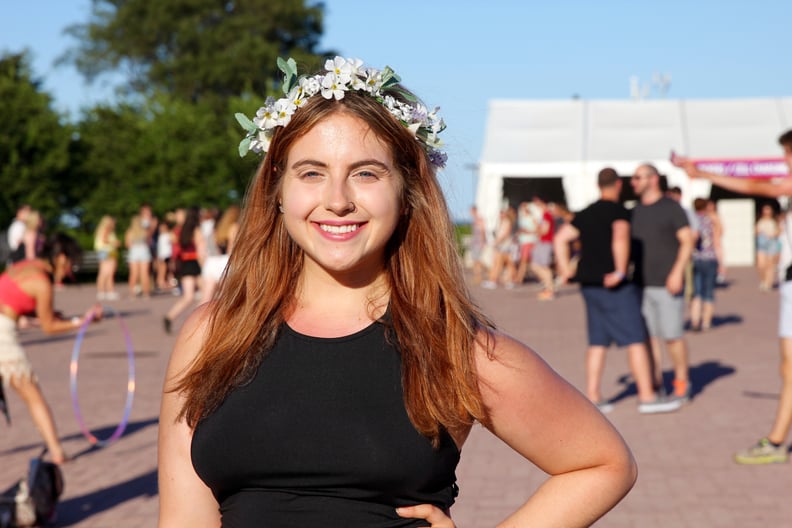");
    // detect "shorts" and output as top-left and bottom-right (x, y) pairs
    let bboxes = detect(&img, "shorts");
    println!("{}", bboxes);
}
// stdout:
(202, 254), (229, 282)
(779, 281), (792, 338)
(177, 259), (201, 278)
(641, 286), (685, 340)
(757, 234), (781, 256)
(532, 242), (553, 267)
(127, 243), (152, 263)
(581, 284), (647, 347)
(0, 314), (35, 387)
